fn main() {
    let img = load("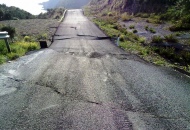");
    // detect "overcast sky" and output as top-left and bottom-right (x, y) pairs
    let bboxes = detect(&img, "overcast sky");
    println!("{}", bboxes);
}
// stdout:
(0, 0), (49, 15)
